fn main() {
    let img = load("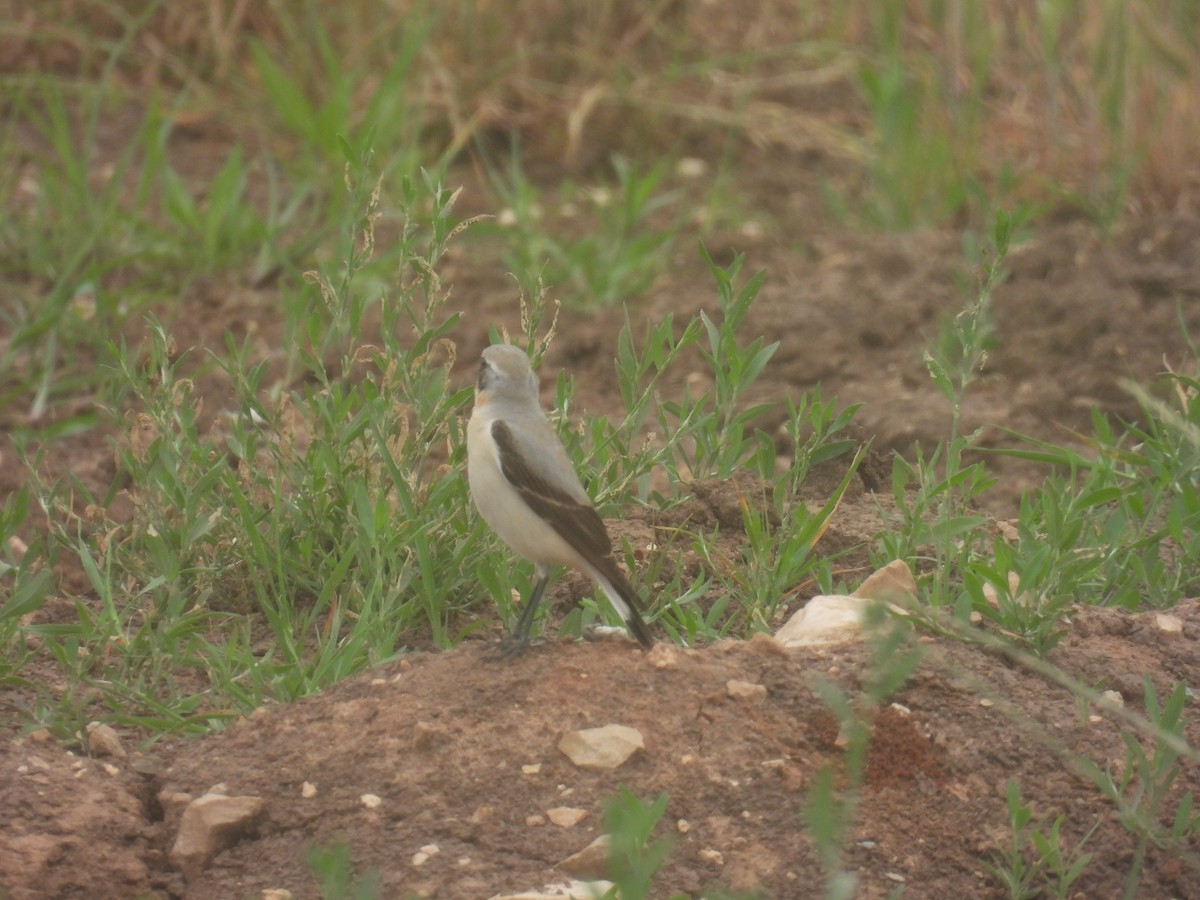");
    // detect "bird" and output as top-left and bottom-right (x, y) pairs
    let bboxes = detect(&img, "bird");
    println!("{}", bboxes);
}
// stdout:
(467, 343), (654, 655)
